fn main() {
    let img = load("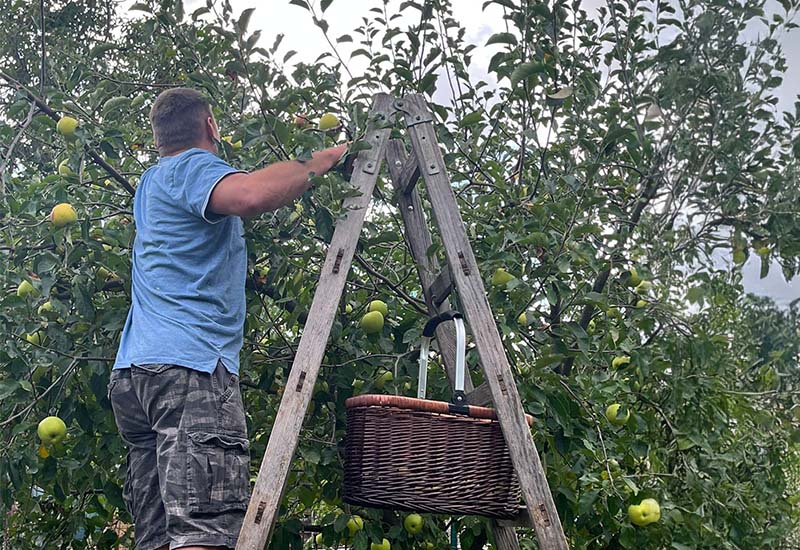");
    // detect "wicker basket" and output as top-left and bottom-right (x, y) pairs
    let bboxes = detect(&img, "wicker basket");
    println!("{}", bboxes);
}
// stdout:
(343, 312), (532, 519)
